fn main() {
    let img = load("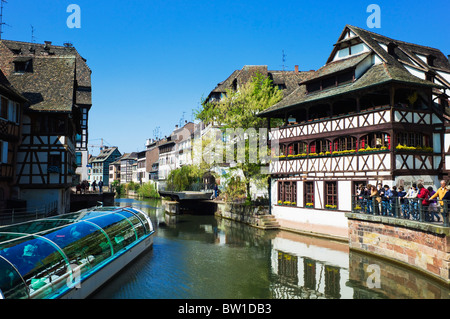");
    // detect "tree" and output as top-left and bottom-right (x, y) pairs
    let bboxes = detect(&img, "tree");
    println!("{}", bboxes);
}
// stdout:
(166, 165), (204, 191)
(196, 73), (283, 201)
